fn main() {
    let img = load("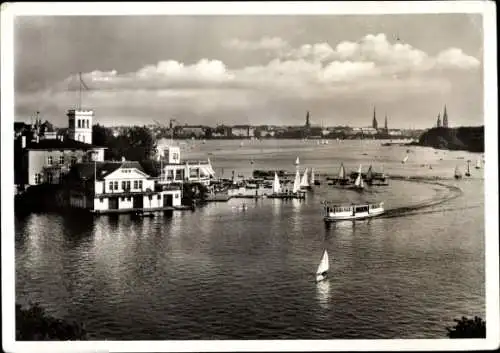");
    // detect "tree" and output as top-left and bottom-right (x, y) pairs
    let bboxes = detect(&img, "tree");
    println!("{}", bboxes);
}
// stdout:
(92, 124), (158, 161)
(16, 303), (87, 340)
(446, 316), (486, 338)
